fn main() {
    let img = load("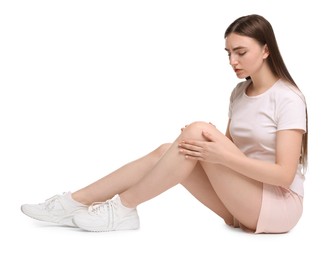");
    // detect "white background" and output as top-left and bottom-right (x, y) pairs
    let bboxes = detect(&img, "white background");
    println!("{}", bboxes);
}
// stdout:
(1, 0), (327, 259)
